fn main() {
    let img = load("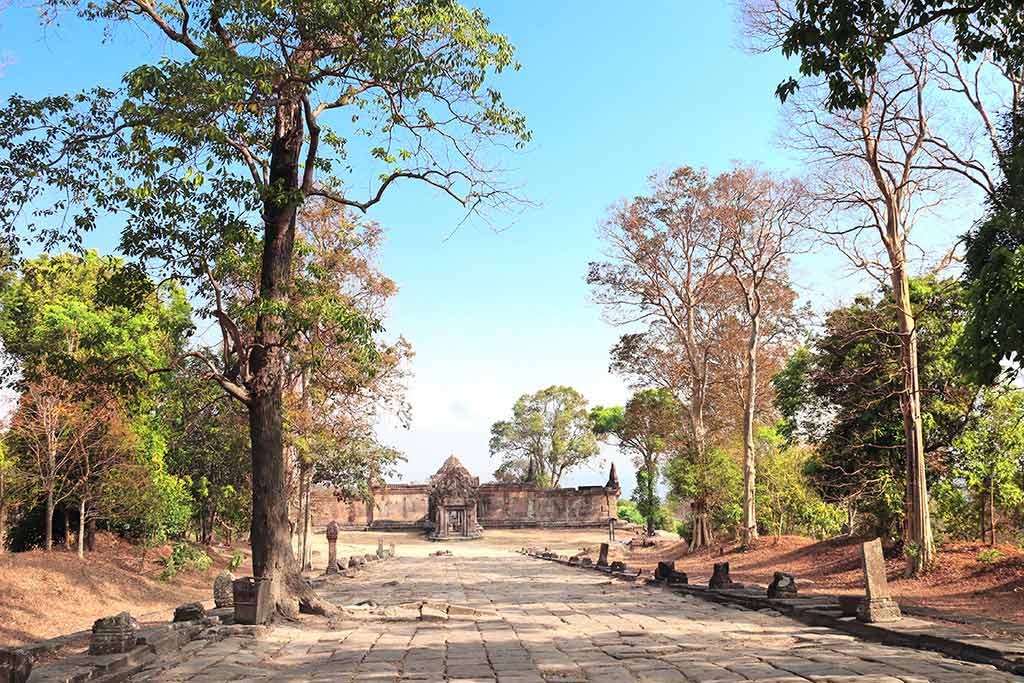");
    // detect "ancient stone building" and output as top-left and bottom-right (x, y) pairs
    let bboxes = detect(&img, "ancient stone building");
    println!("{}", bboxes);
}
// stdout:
(312, 456), (621, 539)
